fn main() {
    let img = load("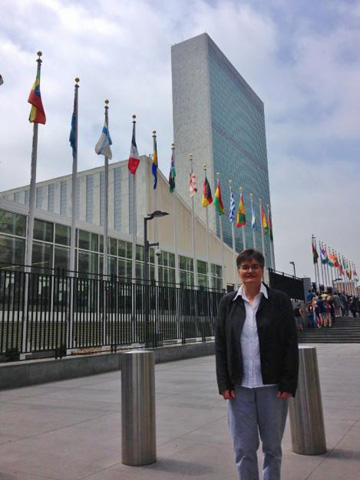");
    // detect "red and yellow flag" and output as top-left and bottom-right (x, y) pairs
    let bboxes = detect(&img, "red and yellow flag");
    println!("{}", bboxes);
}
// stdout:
(28, 73), (46, 124)
(261, 205), (269, 234)
(236, 194), (246, 227)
